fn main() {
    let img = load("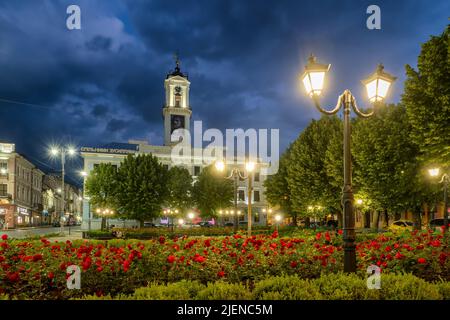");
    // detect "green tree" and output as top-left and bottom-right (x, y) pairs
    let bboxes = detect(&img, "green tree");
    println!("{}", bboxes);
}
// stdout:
(166, 166), (193, 213)
(84, 163), (118, 231)
(402, 26), (450, 166)
(287, 115), (343, 221)
(352, 104), (431, 229)
(192, 165), (234, 218)
(263, 145), (296, 223)
(115, 154), (169, 227)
